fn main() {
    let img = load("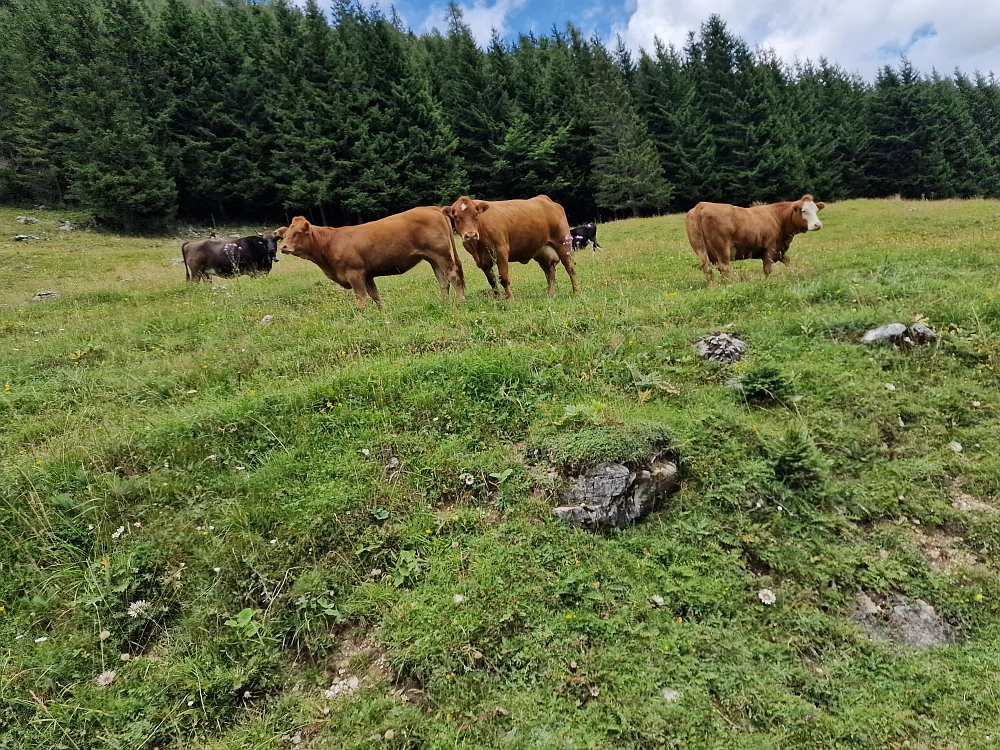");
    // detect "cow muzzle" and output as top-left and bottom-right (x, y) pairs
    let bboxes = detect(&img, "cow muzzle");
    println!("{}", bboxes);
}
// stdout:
(808, 220), (823, 231)
(463, 232), (479, 242)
